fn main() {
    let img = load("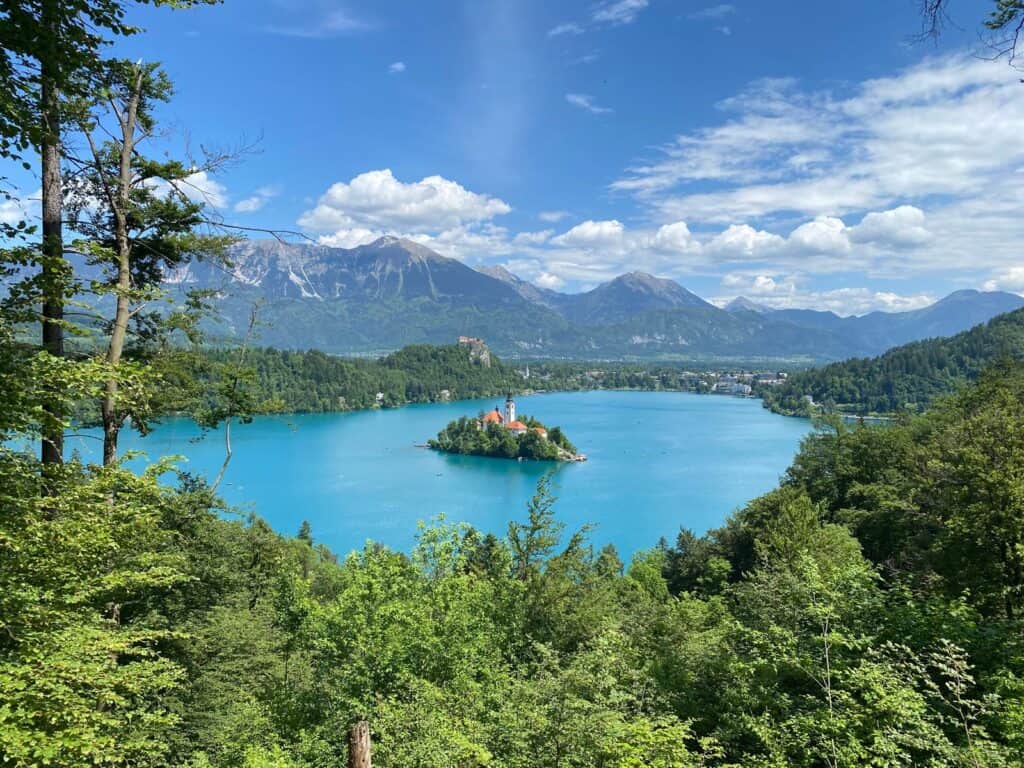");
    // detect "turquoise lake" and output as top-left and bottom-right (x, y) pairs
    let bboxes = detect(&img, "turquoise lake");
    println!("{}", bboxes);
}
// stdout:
(70, 391), (812, 557)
